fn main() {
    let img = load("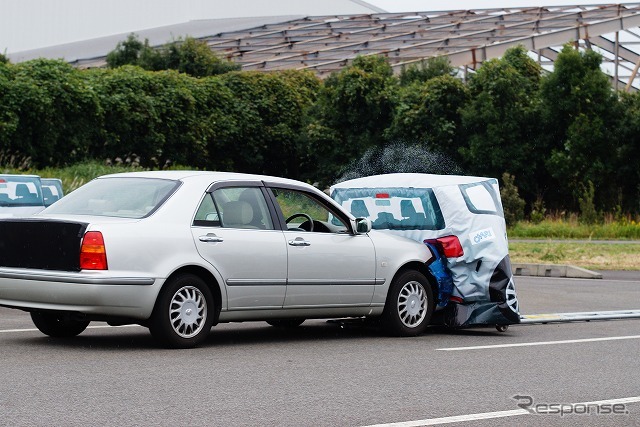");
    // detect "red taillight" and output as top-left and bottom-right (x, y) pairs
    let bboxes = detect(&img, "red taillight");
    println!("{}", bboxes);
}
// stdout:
(449, 296), (464, 304)
(424, 235), (464, 258)
(375, 193), (390, 198)
(80, 231), (108, 270)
